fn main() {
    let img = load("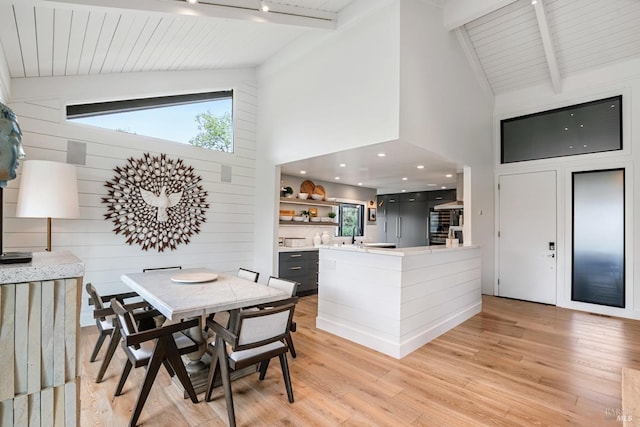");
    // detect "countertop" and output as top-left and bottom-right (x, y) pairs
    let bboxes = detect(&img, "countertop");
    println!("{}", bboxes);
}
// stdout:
(319, 244), (479, 257)
(0, 250), (85, 284)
